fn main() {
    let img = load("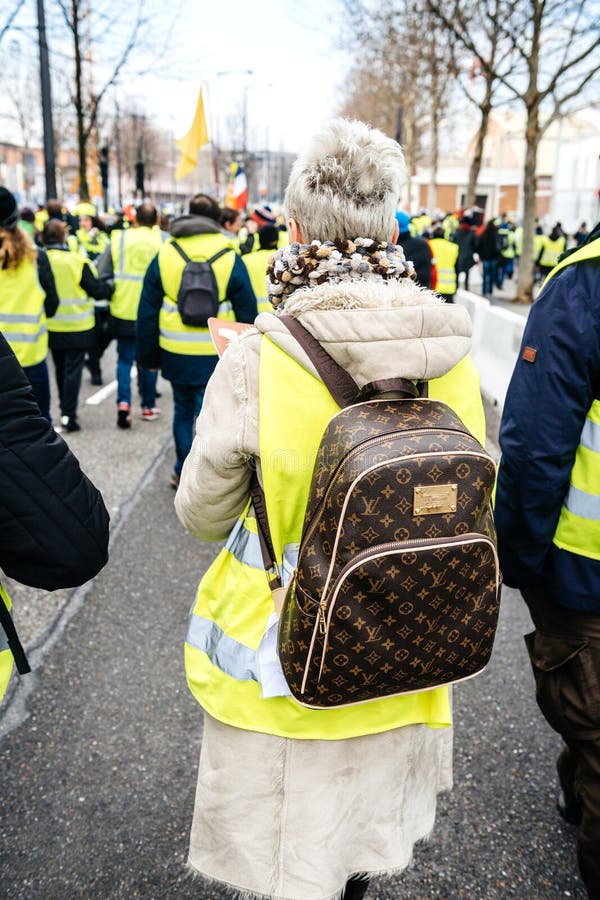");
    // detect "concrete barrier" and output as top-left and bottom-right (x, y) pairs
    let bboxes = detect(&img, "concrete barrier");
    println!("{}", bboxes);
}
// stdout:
(456, 289), (526, 409)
